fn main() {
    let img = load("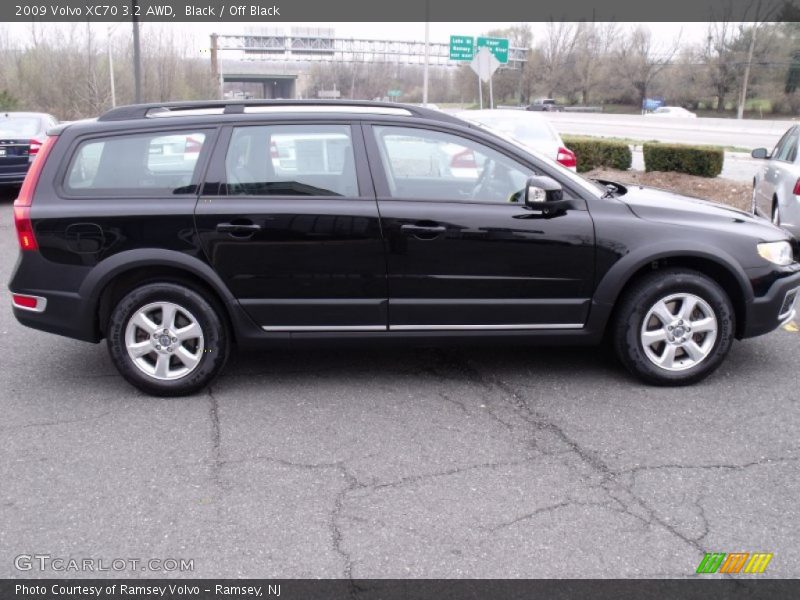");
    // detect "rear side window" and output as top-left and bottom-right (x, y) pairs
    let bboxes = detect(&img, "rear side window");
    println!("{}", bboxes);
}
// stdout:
(223, 124), (358, 197)
(65, 130), (209, 196)
(775, 128), (799, 163)
(0, 116), (43, 138)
